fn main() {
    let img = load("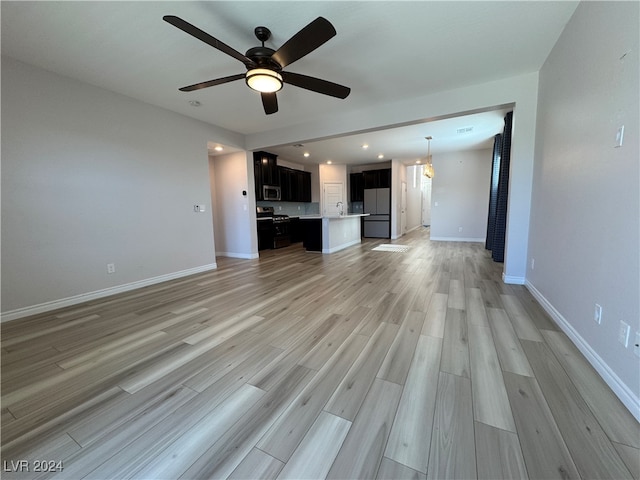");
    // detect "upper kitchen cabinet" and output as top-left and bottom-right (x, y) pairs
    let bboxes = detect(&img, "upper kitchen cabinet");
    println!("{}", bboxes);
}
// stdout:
(363, 168), (391, 189)
(254, 151), (279, 200)
(280, 167), (311, 202)
(350, 173), (364, 202)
